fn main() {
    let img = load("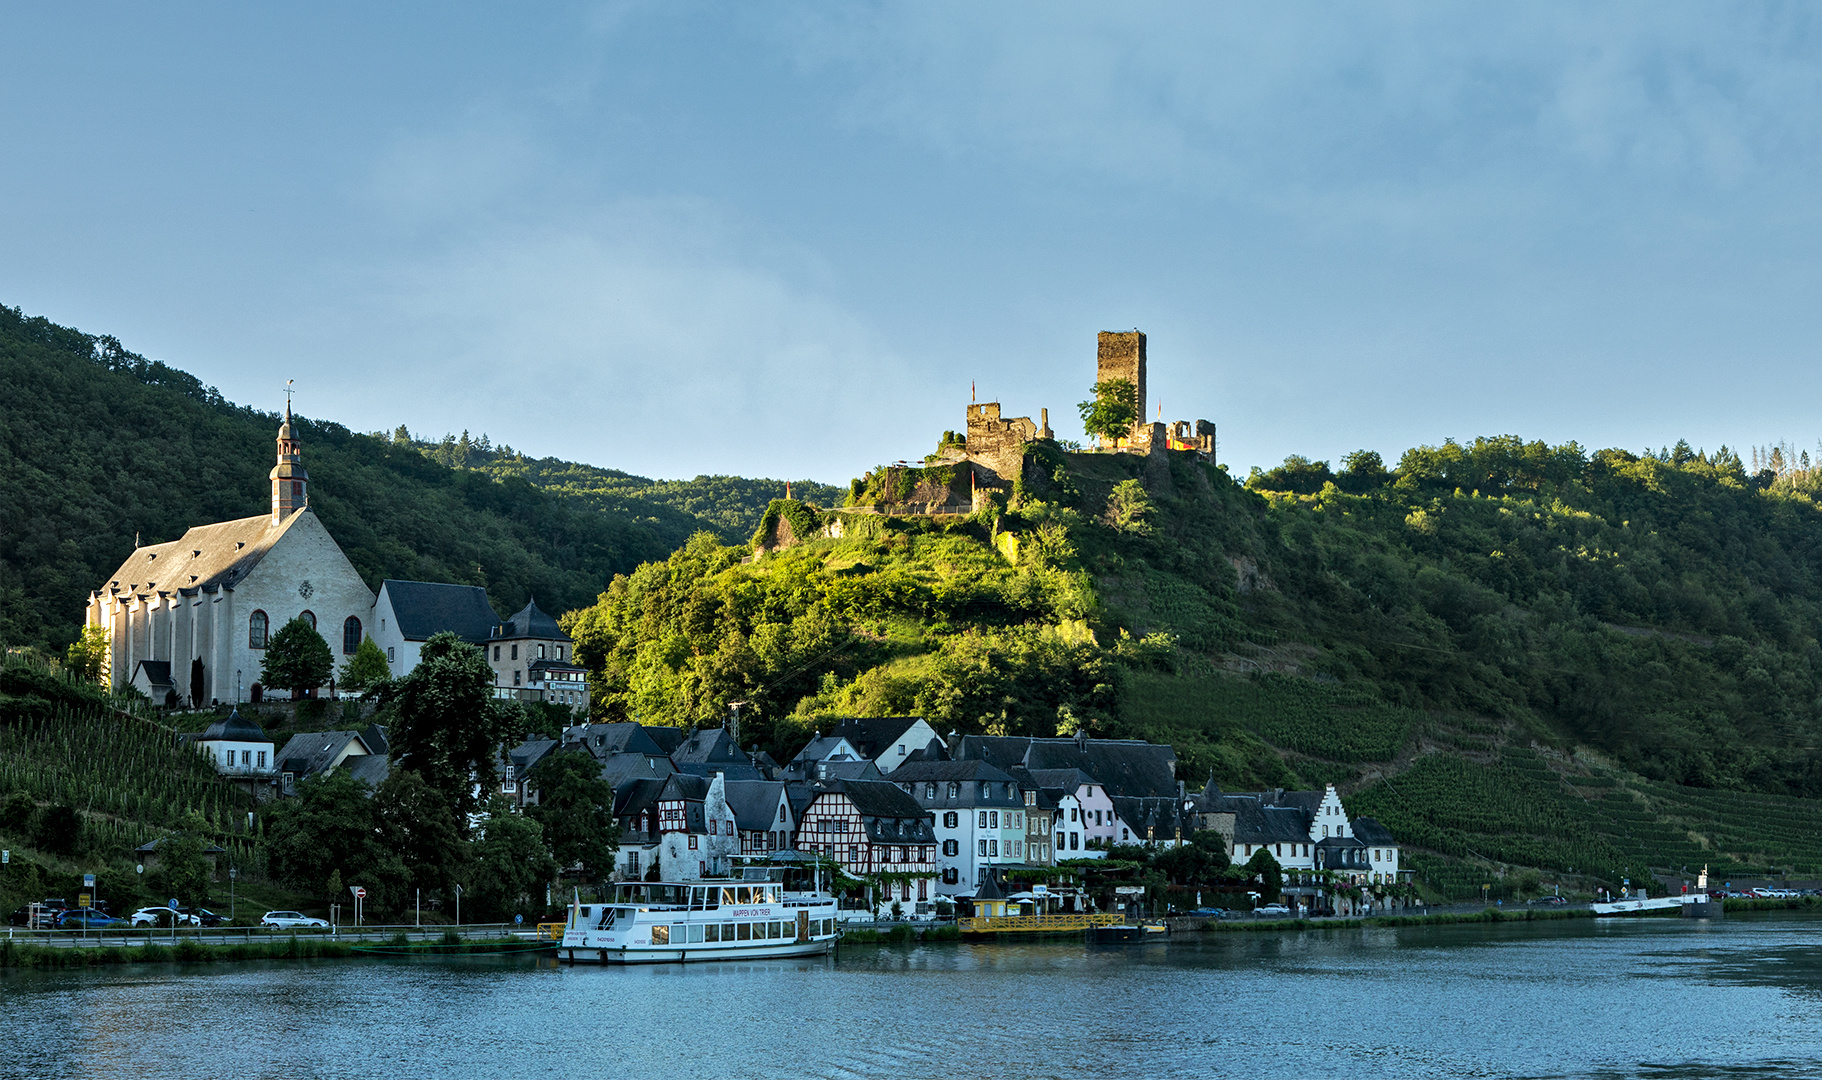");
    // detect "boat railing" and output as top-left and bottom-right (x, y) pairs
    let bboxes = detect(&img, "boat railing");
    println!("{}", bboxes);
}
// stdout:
(958, 913), (1124, 933)
(536, 922), (566, 940)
